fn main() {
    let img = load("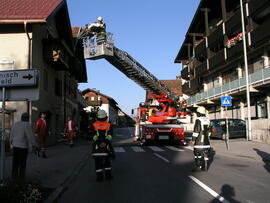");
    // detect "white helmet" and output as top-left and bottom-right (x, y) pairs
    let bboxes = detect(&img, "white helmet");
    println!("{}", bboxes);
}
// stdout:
(97, 109), (107, 119)
(196, 106), (206, 115)
(97, 16), (103, 22)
